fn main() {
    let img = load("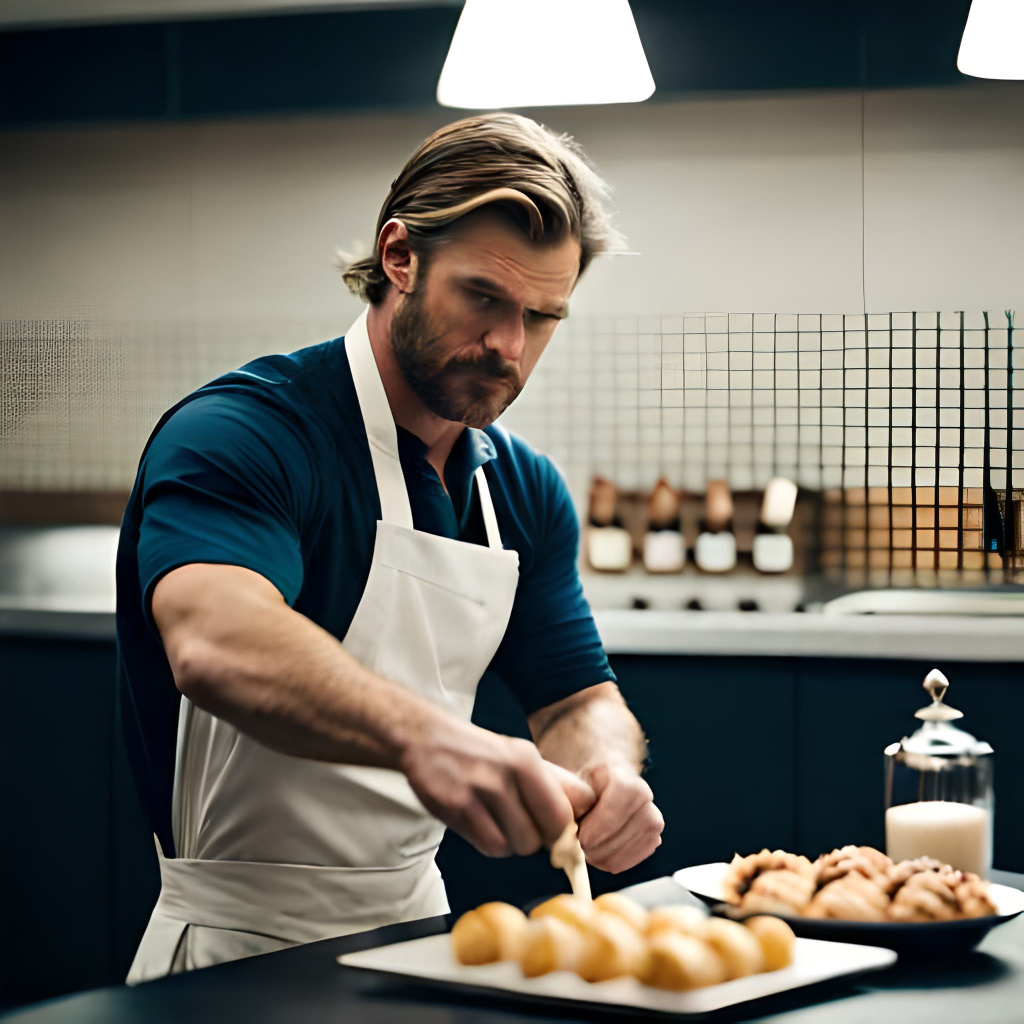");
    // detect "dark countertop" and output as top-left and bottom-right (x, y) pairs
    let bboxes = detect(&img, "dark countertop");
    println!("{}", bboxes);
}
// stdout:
(5, 874), (1023, 1024)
